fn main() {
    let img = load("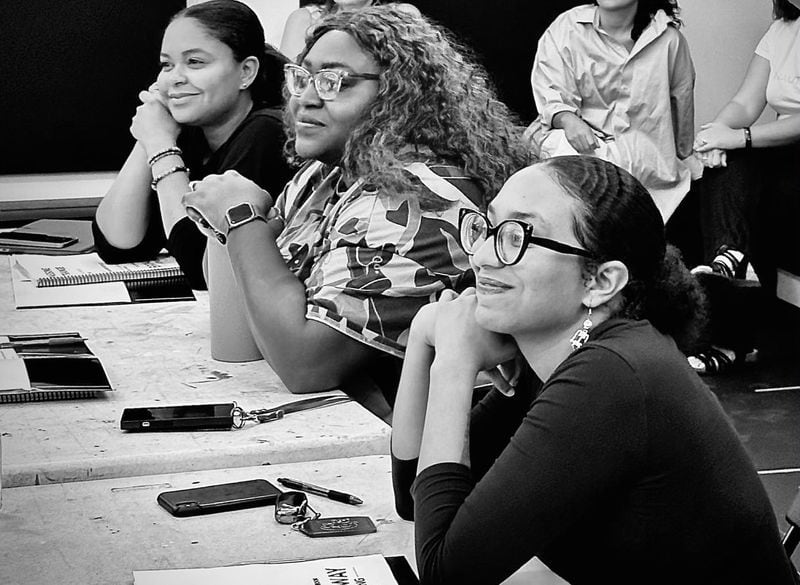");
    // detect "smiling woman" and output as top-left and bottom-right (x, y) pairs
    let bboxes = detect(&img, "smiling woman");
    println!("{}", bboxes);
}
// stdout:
(391, 156), (798, 584)
(92, 0), (294, 289)
(181, 6), (531, 410)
